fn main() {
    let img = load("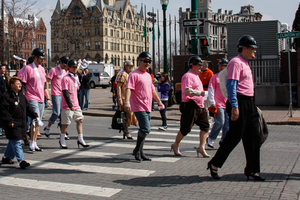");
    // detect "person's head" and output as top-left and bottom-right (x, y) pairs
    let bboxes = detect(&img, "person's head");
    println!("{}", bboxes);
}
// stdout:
(138, 51), (152, 72)
(83, 68), (89, 75)
(188, 55), (203, 74)
(124, 60), (134, 73)
(32, 48), (45, 65)
(237, 35), (257, 60)
(218, 58), (228, 72)
(160, 72), (169, 84)
(27, 56), (34, 64)
(9, 76), (22, 93)
(201, 60), (209, 71)
(77, 69), (82, 75)
(0, 65), (6, 75)
(67, 59), (78, 74)
(60, 55), (70, 69)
